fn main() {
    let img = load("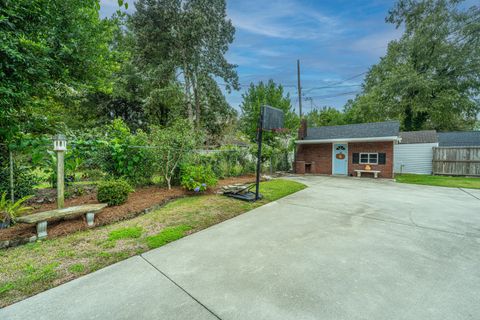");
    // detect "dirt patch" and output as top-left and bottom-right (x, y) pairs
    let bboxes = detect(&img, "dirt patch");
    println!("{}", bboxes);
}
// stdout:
(0, 175), (257, 243)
